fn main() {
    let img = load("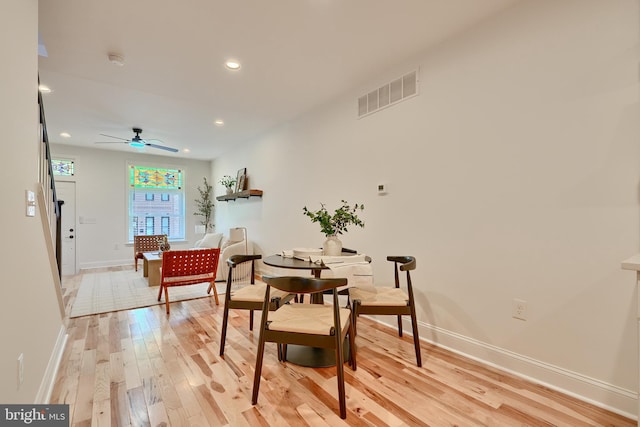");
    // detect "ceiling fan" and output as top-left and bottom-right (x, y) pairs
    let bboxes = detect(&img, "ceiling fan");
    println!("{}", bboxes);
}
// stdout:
(95, 128), (179, 152)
